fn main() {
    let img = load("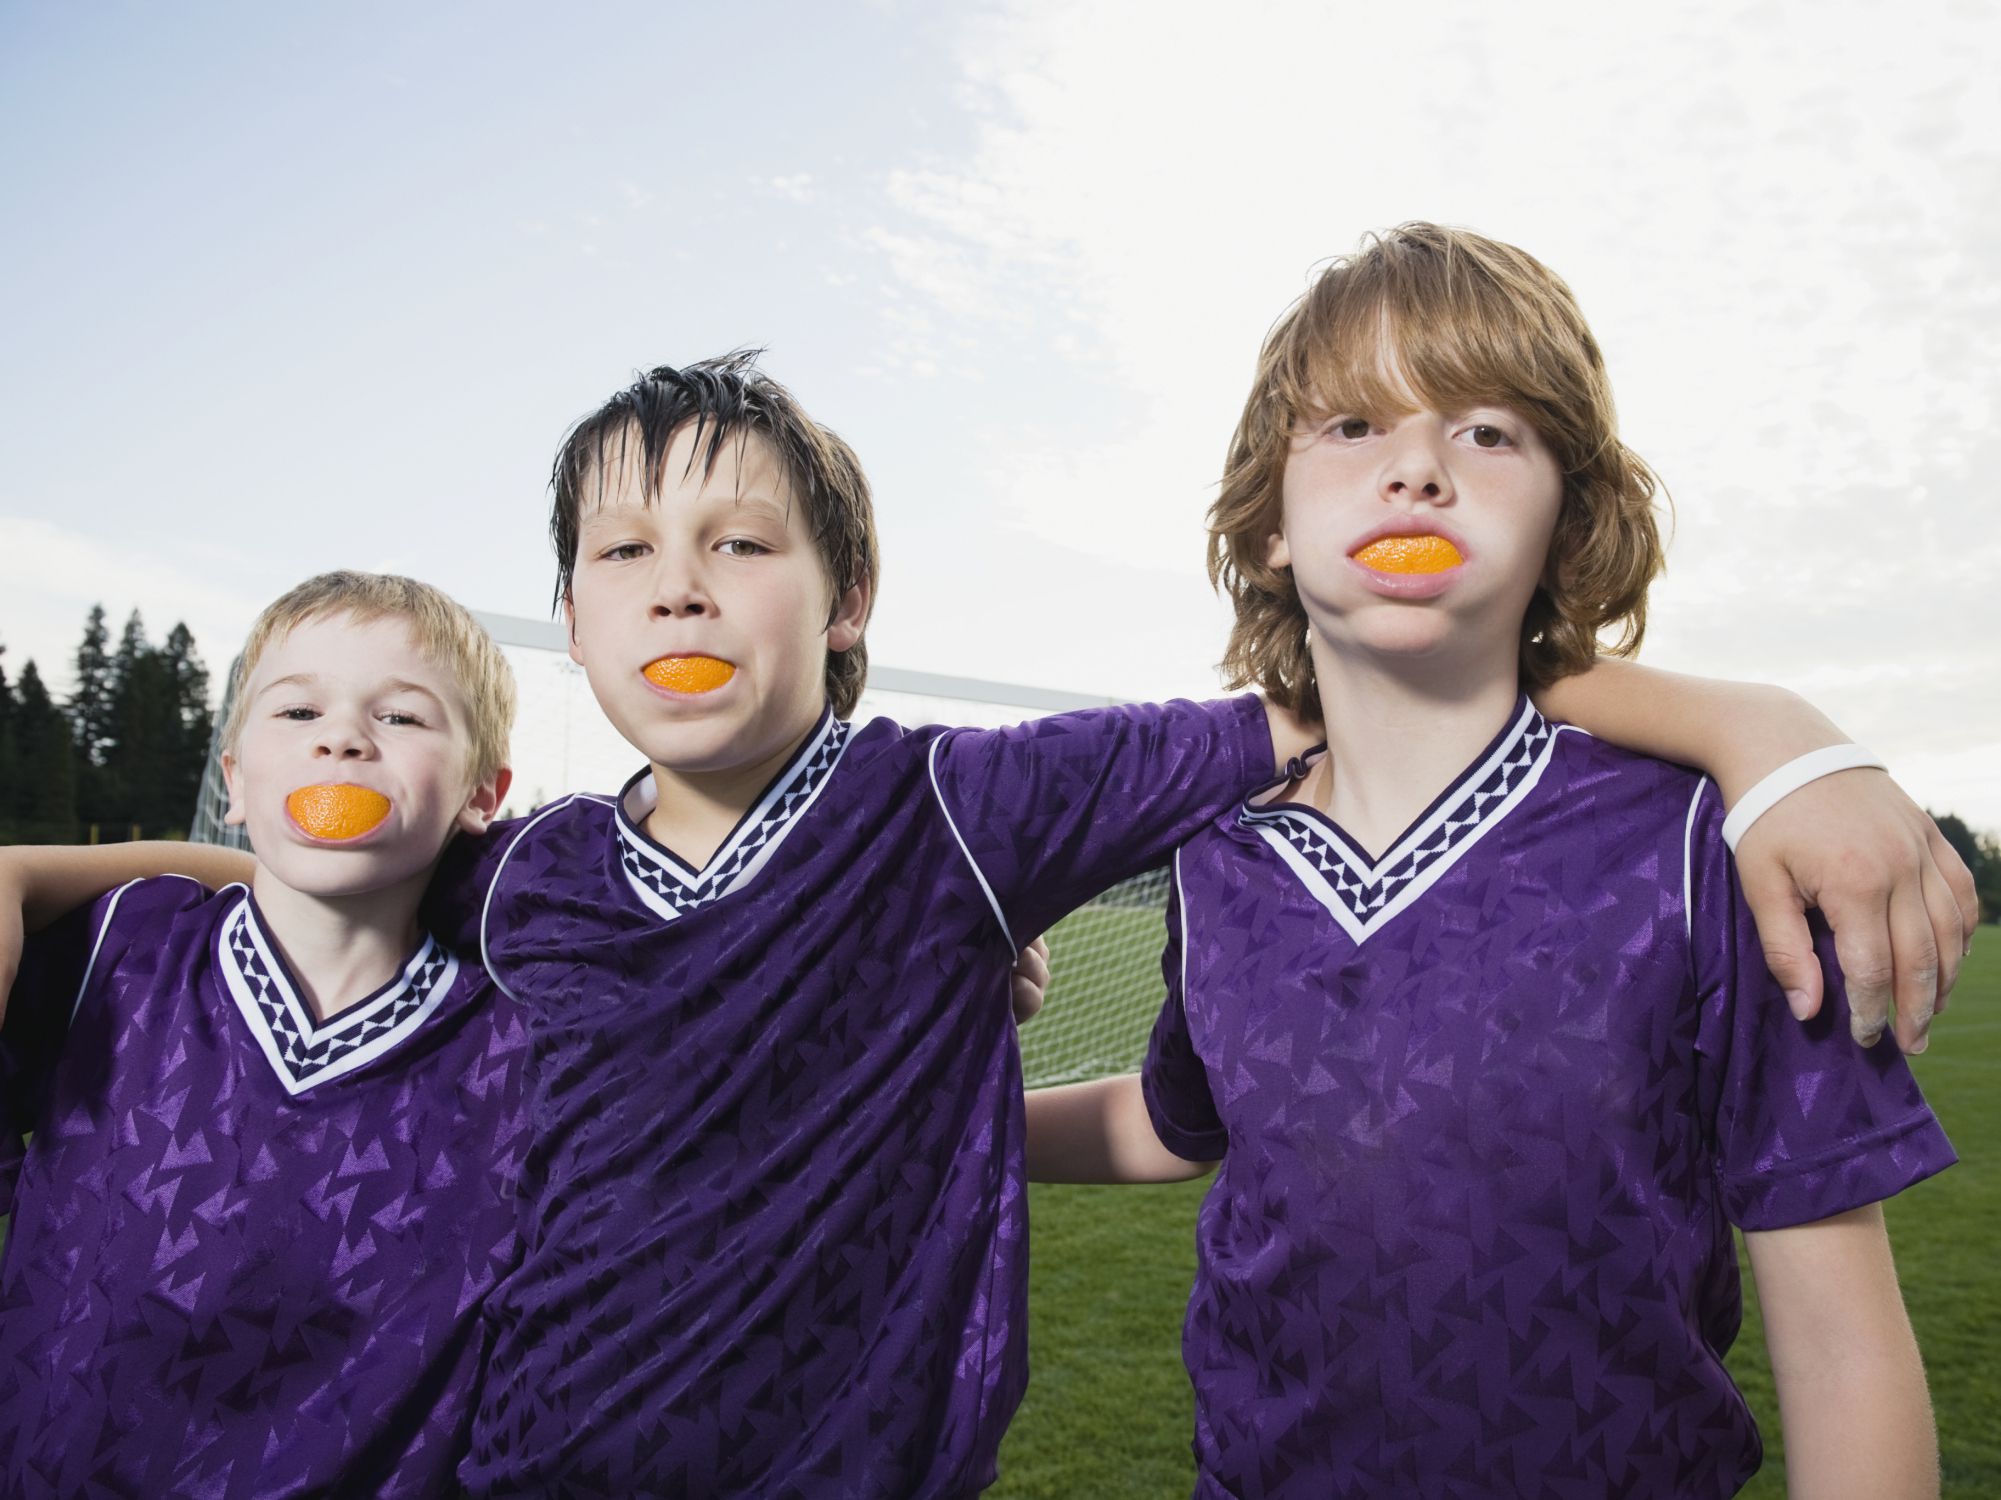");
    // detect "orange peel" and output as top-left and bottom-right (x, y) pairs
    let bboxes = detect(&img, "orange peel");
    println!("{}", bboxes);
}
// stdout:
(285, 784), (392, 841)
(1353, 534), (1464, 574)
(643, 655), (736, 694)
